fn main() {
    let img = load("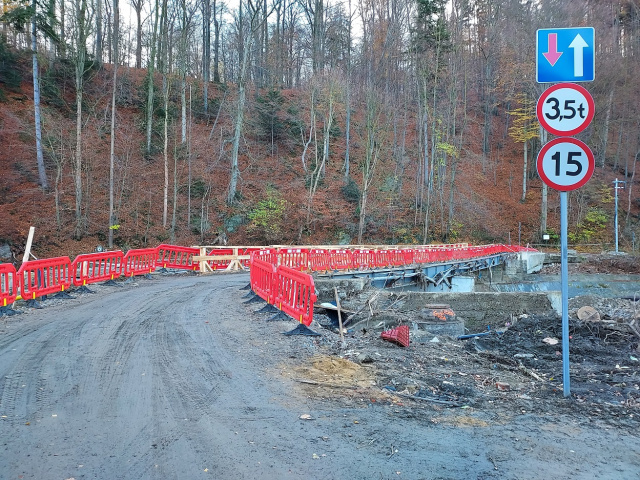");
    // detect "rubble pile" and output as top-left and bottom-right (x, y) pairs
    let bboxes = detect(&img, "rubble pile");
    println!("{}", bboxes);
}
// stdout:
(307, 304), (639, 430)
